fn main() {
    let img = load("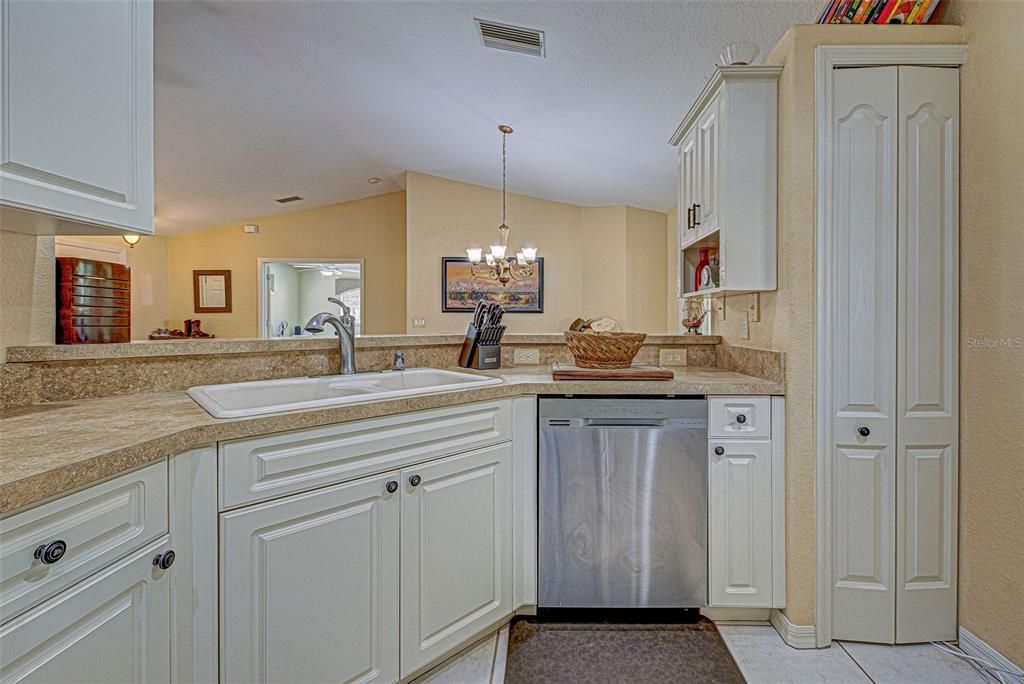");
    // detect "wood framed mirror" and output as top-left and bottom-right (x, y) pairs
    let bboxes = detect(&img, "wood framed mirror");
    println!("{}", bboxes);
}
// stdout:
(193, 270), (232, 313)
